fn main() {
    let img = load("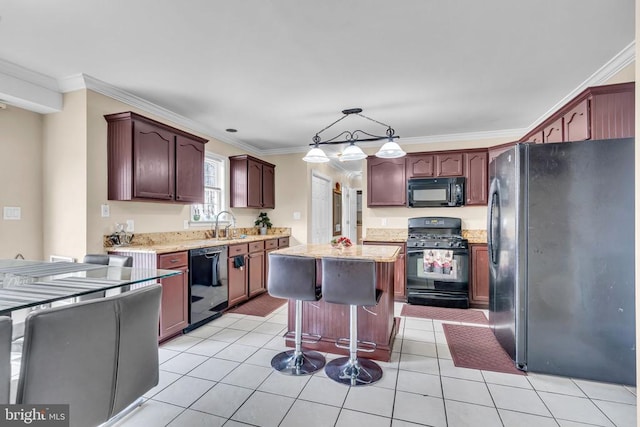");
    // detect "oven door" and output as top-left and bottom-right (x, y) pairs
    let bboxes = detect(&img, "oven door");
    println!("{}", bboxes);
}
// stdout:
(406, 247), (469, 291)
